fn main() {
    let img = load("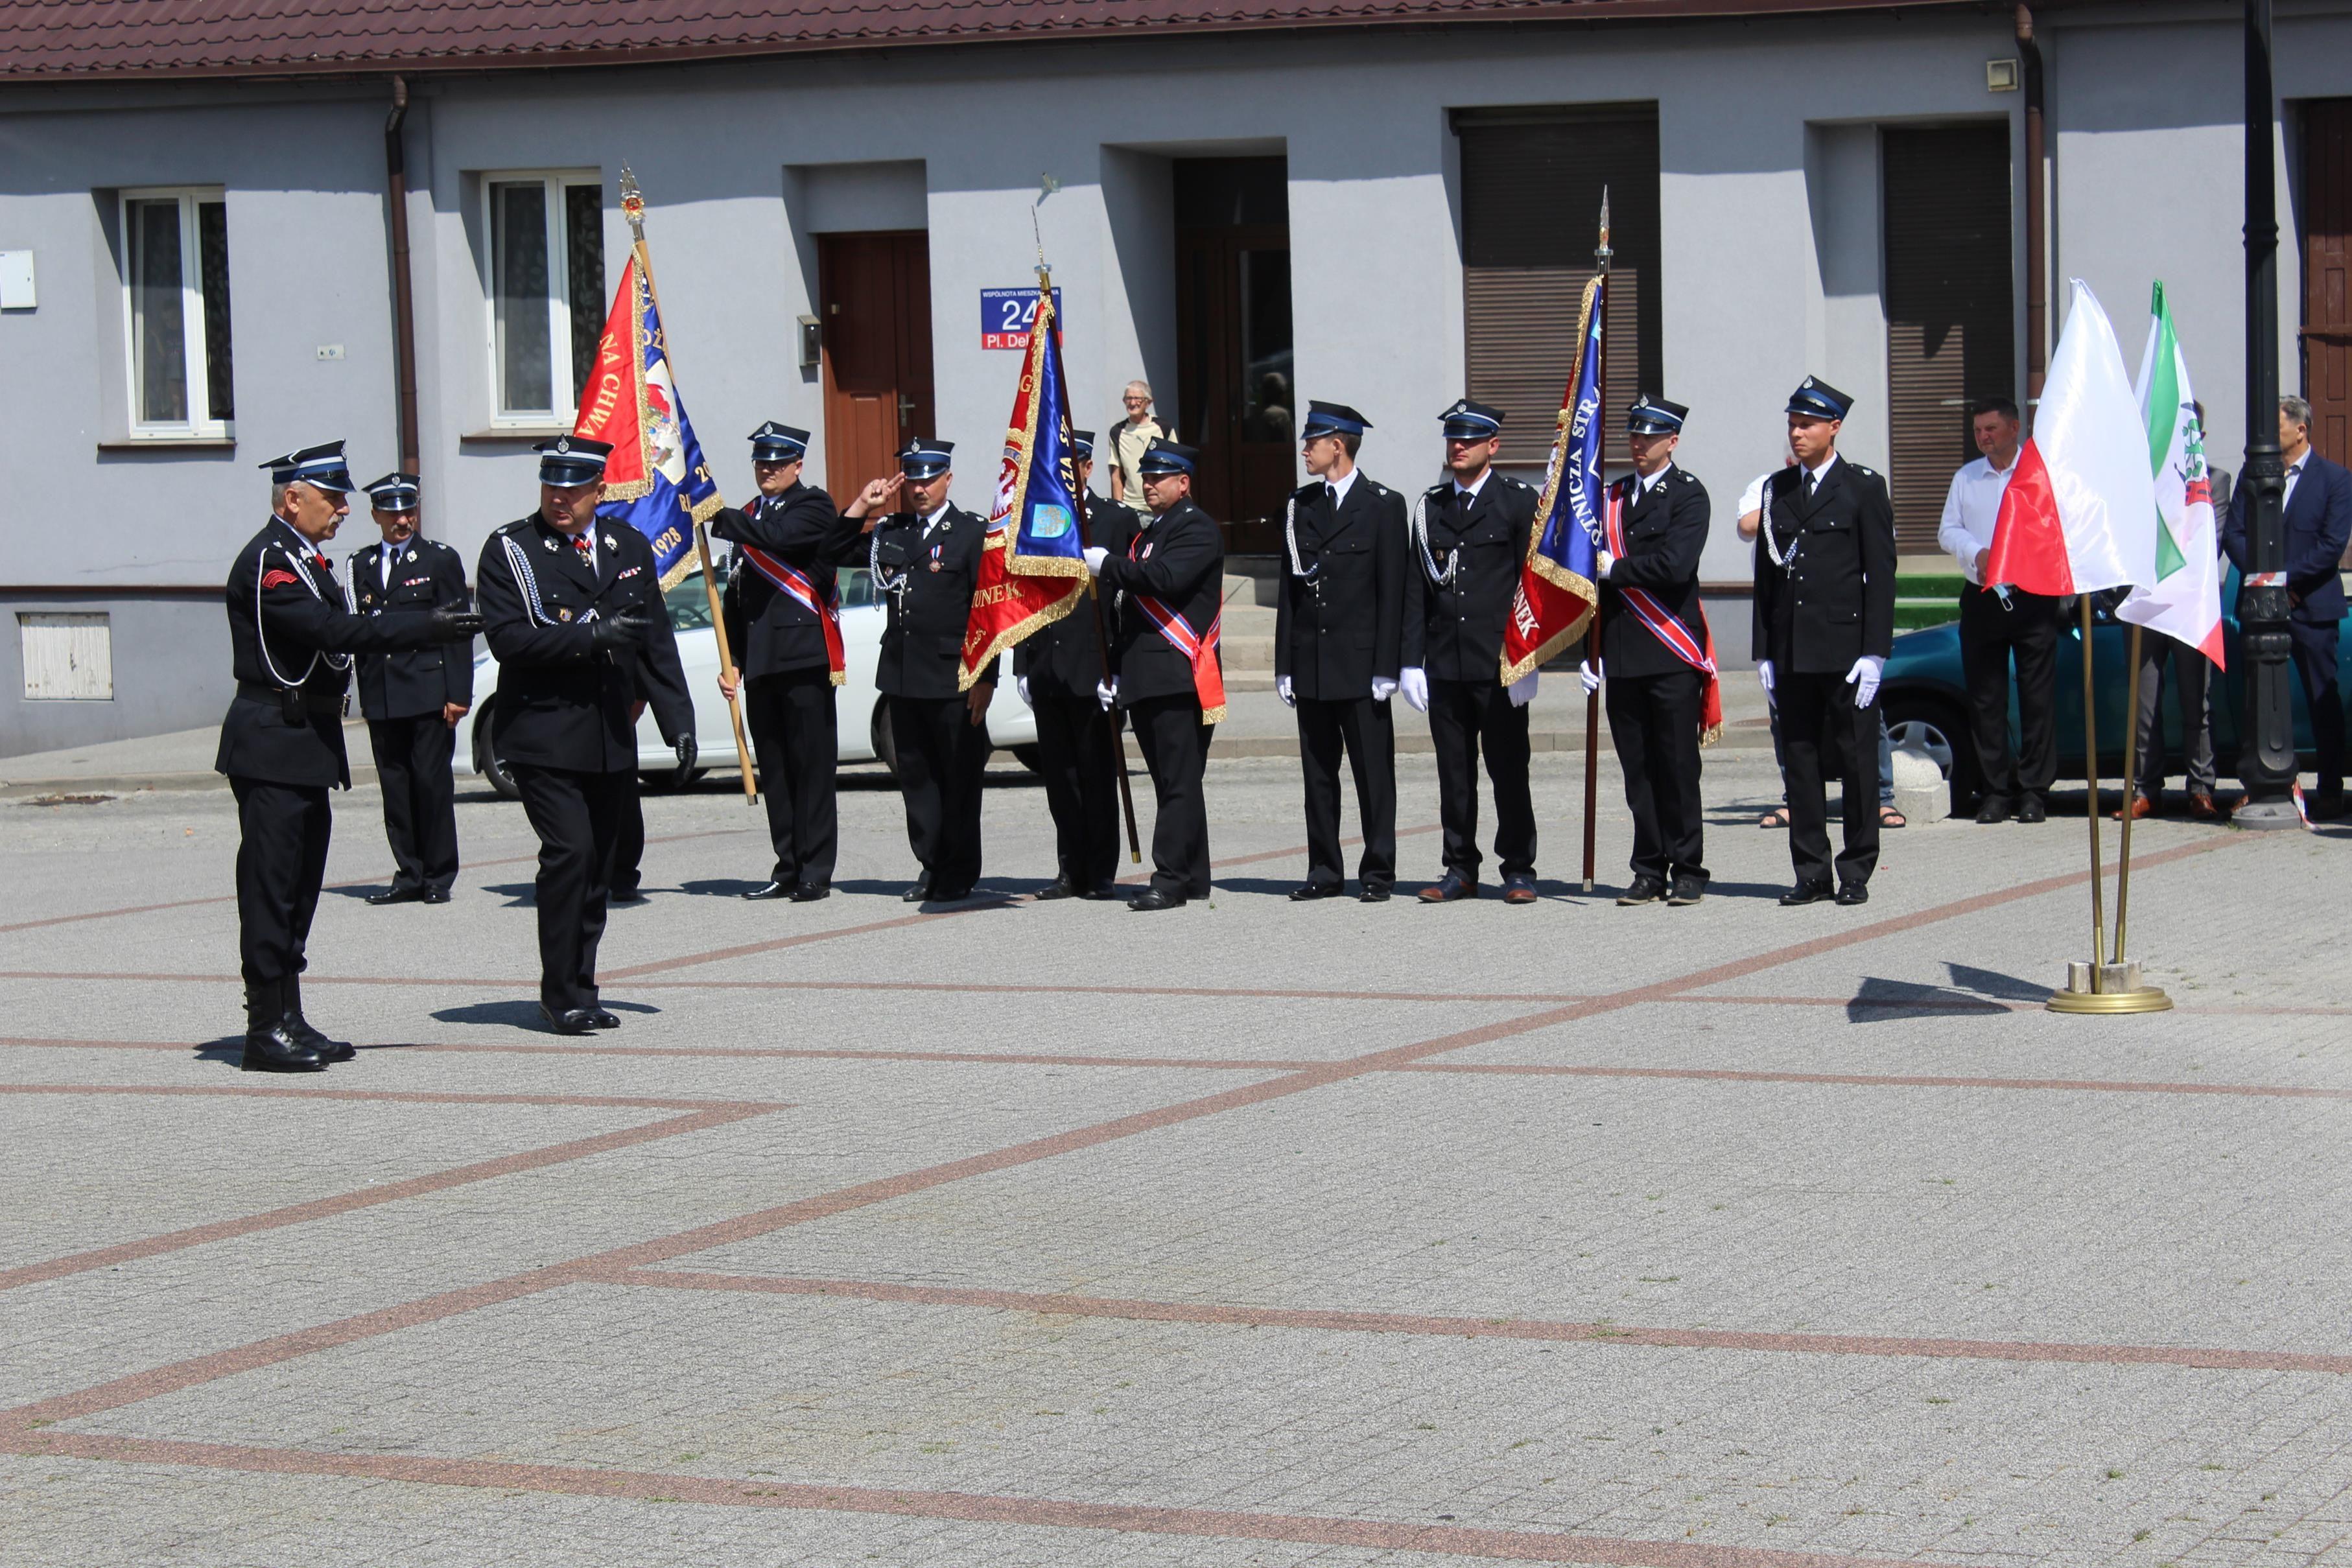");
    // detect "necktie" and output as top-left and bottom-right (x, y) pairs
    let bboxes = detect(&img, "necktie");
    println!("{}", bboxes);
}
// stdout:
(1326, 483), (1339, 508)
(382, 549), (394, 589)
